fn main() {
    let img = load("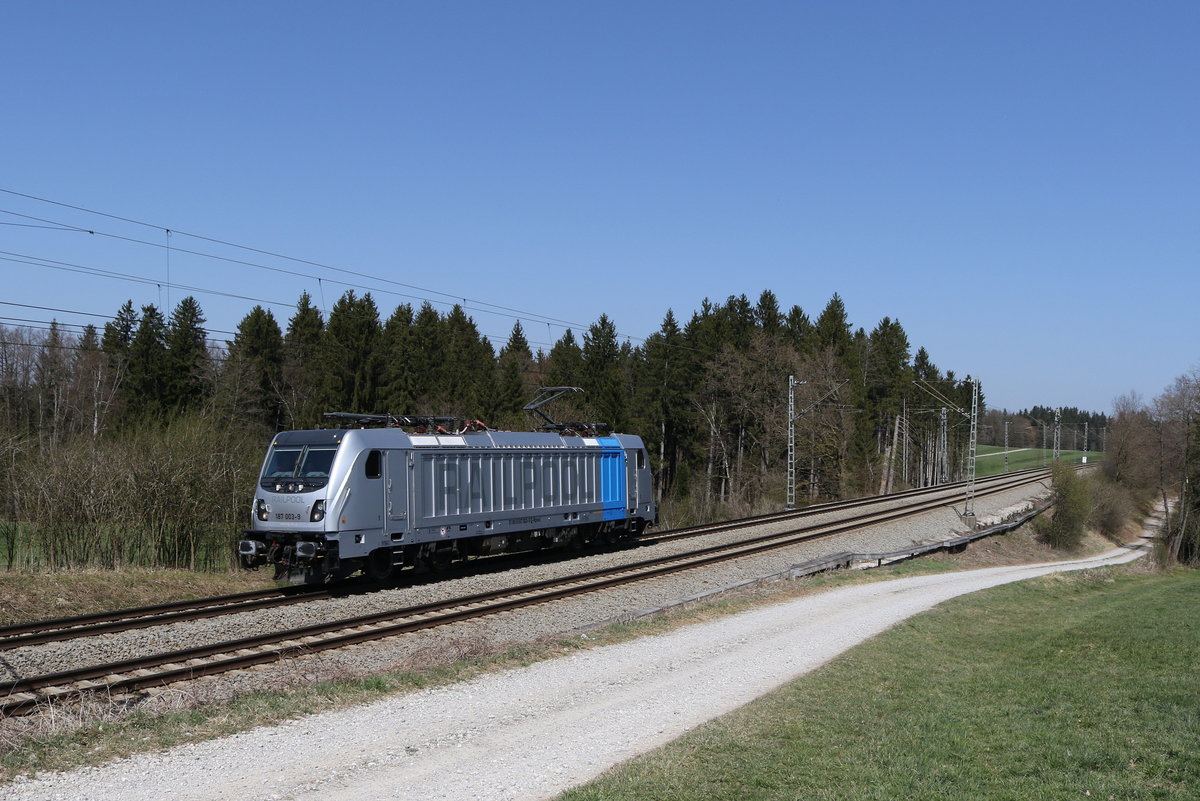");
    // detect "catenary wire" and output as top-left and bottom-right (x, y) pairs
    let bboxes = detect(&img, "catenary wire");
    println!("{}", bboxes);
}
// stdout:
(0, 190), (590, 330)
(1, 191), (759, 363)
